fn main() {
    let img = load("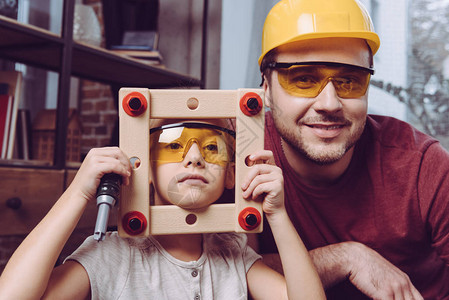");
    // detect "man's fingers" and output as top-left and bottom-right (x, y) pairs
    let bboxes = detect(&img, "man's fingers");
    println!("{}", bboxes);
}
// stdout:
(410, 284), (424, 300)
(347, 244), (423, 300)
